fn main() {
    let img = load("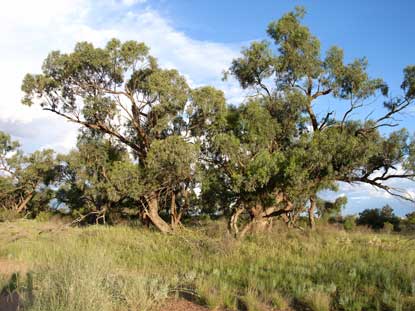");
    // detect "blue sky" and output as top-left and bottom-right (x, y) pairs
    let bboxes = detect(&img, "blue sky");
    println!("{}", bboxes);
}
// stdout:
(0, 0), (414, 216)
(153, 0), (415, 130)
